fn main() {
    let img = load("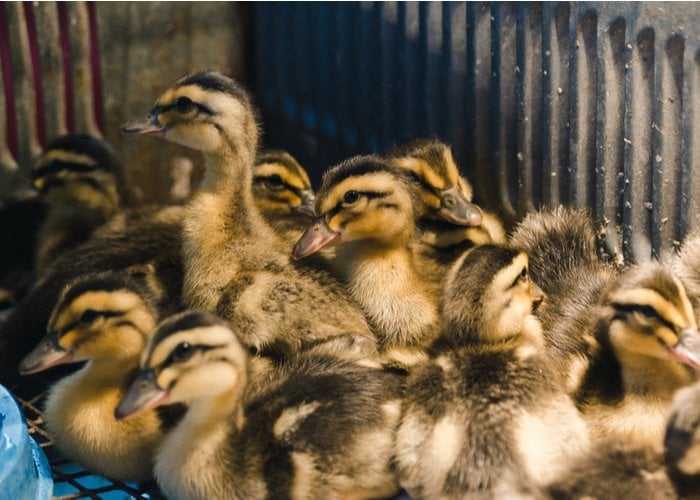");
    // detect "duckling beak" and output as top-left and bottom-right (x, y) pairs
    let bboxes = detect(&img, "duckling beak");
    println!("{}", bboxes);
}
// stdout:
(292, 217), (340, 260)
(293, 190), (317, 218)
(121, 112), (166, 137)
(530, 282), (545, 312)
(18, 332), (74, 375)
(667, 328), (700, 368)
(439, 187), (483, 226)
(115, 369), (169, 421)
